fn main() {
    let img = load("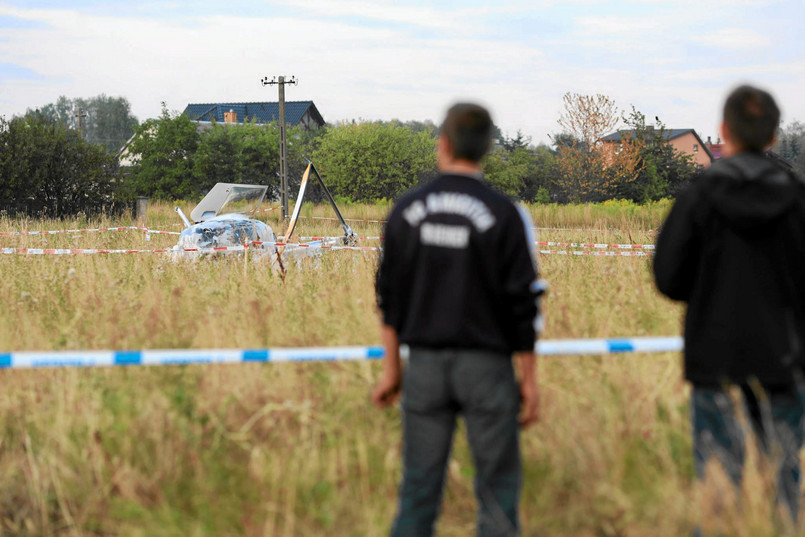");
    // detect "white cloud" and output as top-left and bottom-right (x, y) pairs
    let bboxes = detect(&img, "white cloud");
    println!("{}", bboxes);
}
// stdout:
(577, 15), (661, 35)
(694, 27), (772, 50)
(0, 1), (802, 147)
